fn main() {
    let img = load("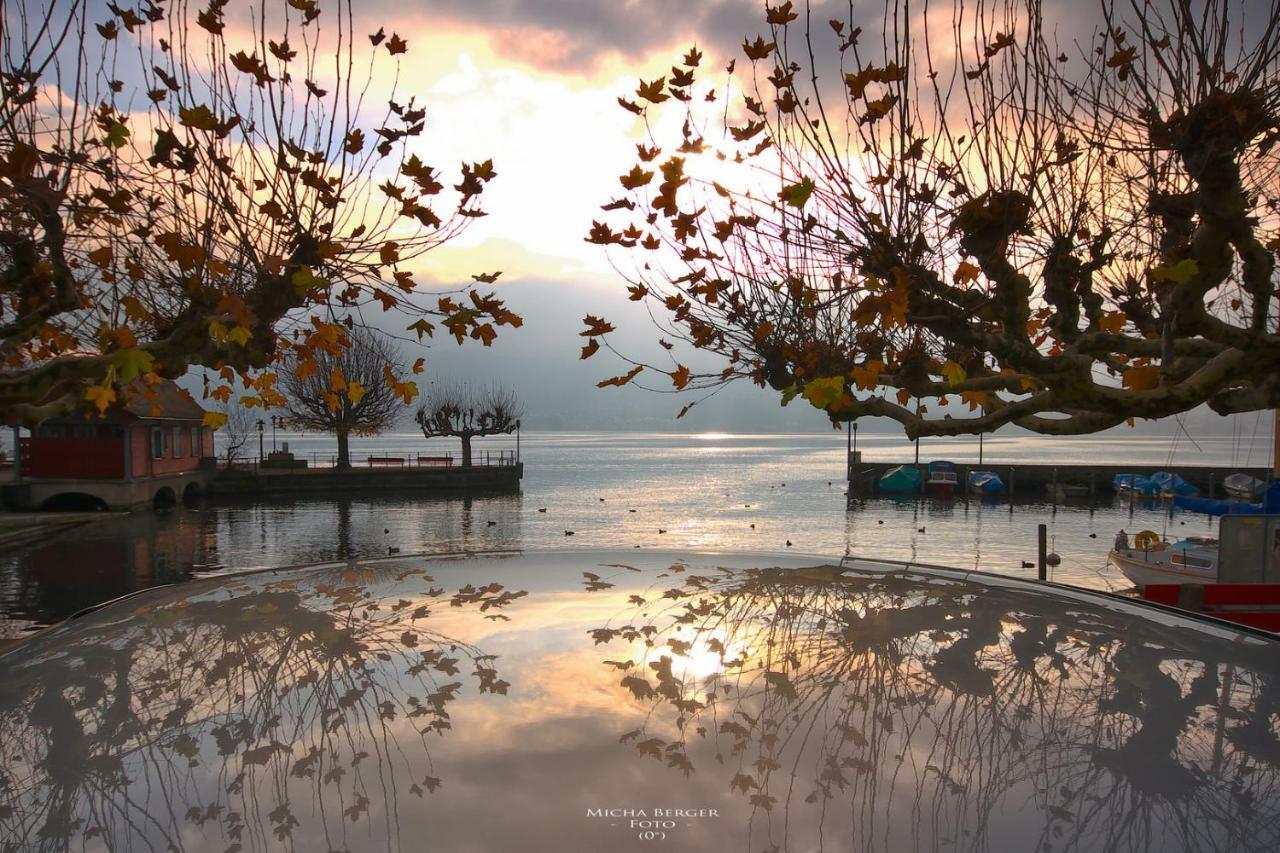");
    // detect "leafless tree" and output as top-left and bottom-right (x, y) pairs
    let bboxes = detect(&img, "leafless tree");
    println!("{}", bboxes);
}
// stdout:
(281, 325), (406, 468)
(415, 384), (521, 467)
(217, 401), (254, 467)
